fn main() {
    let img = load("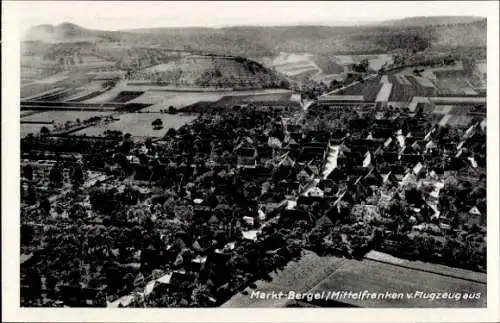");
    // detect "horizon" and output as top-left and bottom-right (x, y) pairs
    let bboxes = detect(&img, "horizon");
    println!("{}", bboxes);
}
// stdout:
(8, 1), (490, 35)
